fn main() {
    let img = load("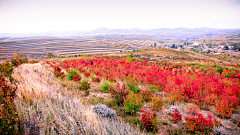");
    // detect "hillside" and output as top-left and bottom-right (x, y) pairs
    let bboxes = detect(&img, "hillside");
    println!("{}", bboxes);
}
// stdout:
(0, 49), (240, 134)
